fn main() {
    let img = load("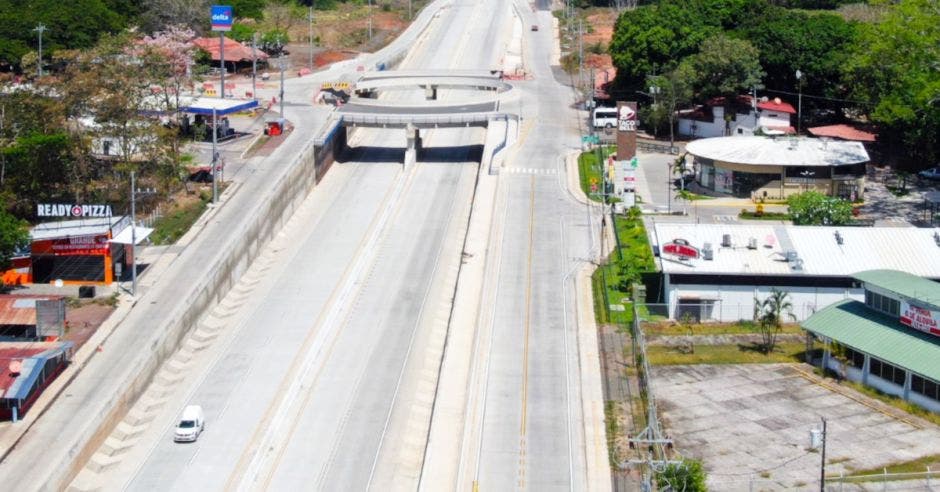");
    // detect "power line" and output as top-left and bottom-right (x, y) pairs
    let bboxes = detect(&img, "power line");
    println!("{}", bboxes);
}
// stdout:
(761, 88), (875, 107)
